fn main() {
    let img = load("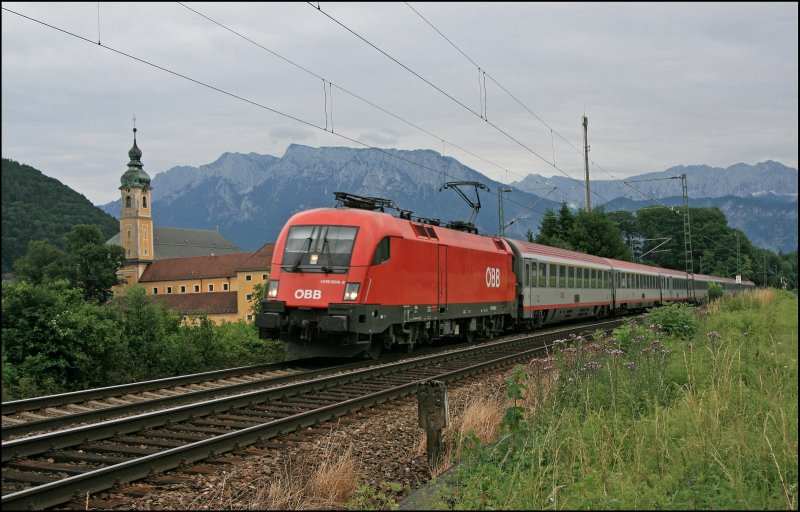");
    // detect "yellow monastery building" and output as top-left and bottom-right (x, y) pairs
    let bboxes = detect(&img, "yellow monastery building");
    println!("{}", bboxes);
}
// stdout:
(109, 128), (274, 323)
